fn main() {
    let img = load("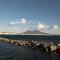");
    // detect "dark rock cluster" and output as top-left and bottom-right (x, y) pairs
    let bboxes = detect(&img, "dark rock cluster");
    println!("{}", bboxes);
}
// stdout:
(0, 38), (60, 55)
